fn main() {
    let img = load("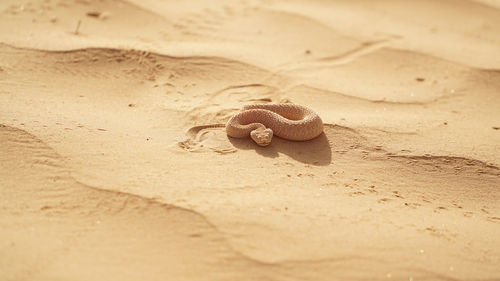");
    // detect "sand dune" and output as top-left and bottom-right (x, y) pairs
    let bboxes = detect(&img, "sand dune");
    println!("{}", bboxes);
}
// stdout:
(1, 0), (499, 280)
